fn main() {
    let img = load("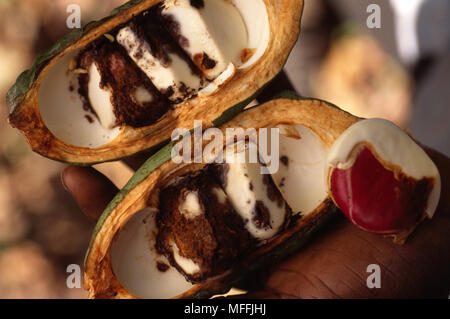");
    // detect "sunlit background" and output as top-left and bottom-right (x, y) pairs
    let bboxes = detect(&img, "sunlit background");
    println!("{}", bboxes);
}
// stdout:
(0, 0), (449, 298)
